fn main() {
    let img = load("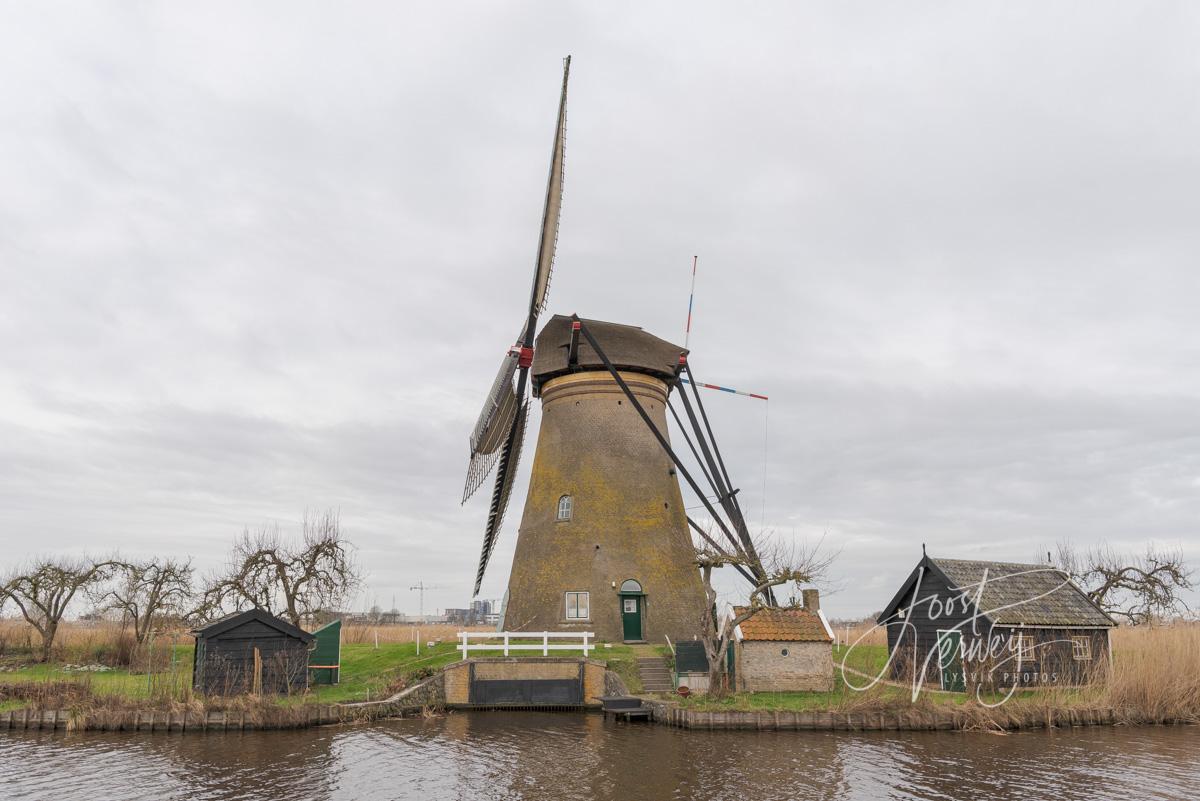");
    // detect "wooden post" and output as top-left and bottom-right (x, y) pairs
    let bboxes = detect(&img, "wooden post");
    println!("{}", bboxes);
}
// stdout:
(503, 633), (510, 657)
(543, 633), (549, 656)
(252, 647), (263, 695)
(461, 631), (469, 660)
